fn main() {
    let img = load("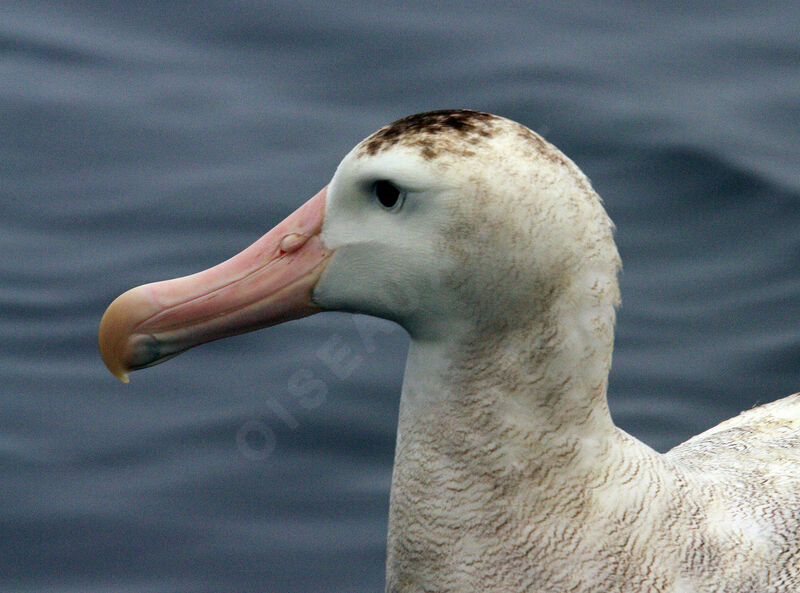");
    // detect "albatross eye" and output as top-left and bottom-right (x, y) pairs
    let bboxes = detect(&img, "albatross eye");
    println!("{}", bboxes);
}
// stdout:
(372, 180), (404, 211)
